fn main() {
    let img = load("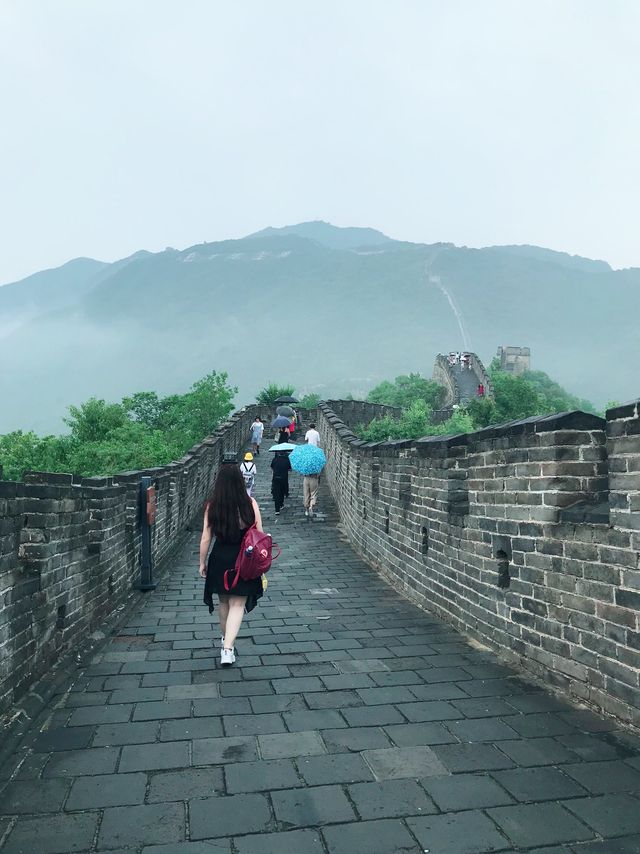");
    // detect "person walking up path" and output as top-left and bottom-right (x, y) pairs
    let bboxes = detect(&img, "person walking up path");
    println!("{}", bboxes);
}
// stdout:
(305, 422), (321, 446)
(250, 416), (264, 455)
(270, 450), (291, 516)
(303, 473), (319, 518)
(199, 462), (263, 666)
(239, 452), (257, 496)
